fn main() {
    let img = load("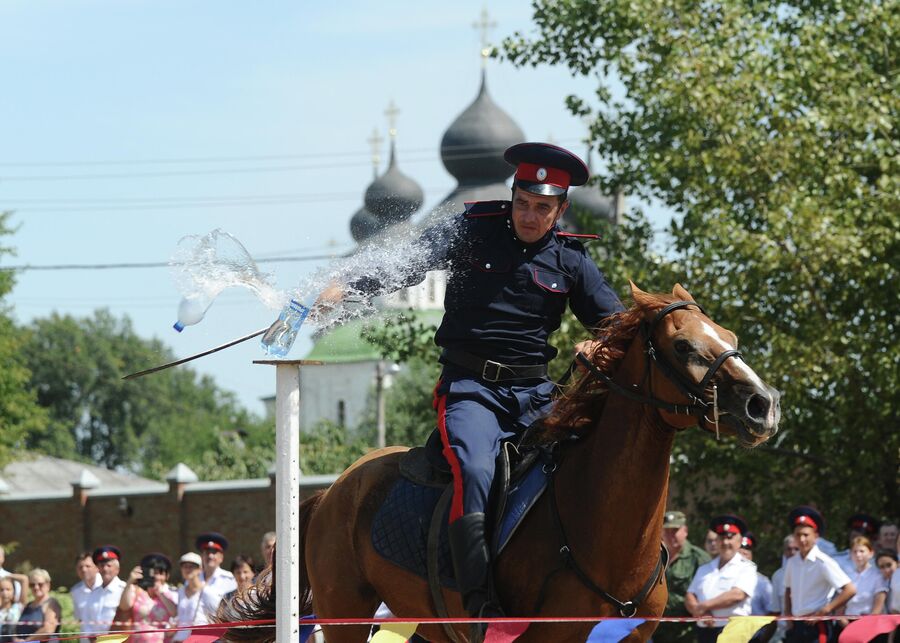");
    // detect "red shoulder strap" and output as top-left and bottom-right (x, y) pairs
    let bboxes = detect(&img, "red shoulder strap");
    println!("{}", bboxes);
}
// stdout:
(557, 231), (600, 240)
